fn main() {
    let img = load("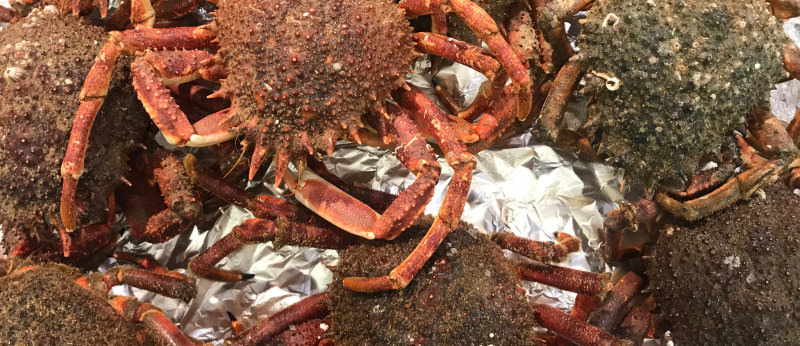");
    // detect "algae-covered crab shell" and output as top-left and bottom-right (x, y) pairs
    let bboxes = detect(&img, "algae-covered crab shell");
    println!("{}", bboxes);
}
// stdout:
(579, 0), (786, 187)
(646, 182), (800, 345)
(0, 8), (148, 262)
